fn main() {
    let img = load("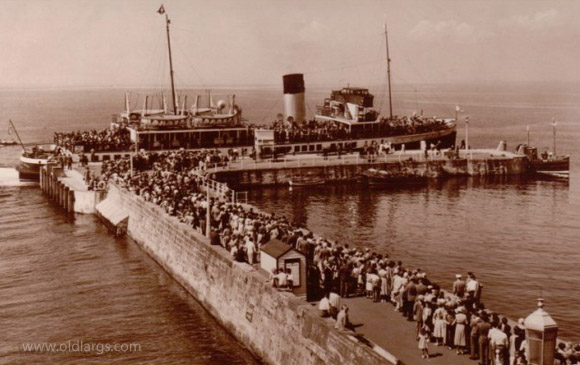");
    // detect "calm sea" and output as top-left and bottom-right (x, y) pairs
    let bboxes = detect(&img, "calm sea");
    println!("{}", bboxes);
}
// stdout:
(0, 84), (578, 364)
